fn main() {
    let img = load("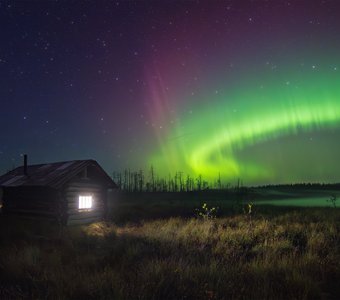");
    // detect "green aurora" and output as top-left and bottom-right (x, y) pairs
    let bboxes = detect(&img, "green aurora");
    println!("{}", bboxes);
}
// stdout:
(149, 68), (340, 185)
